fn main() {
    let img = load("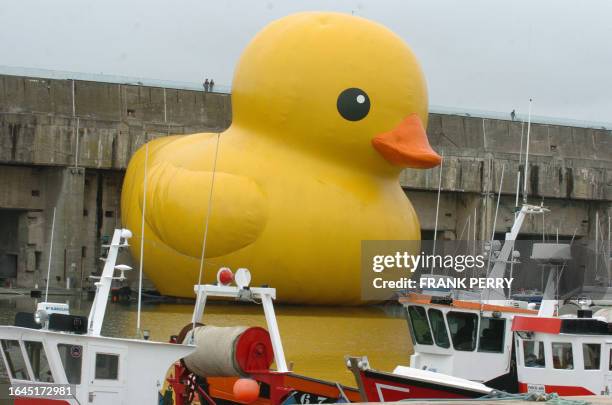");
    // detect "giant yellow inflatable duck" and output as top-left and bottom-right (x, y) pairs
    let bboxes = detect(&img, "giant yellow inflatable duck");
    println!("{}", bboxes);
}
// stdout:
(121, 12), (441, 304)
